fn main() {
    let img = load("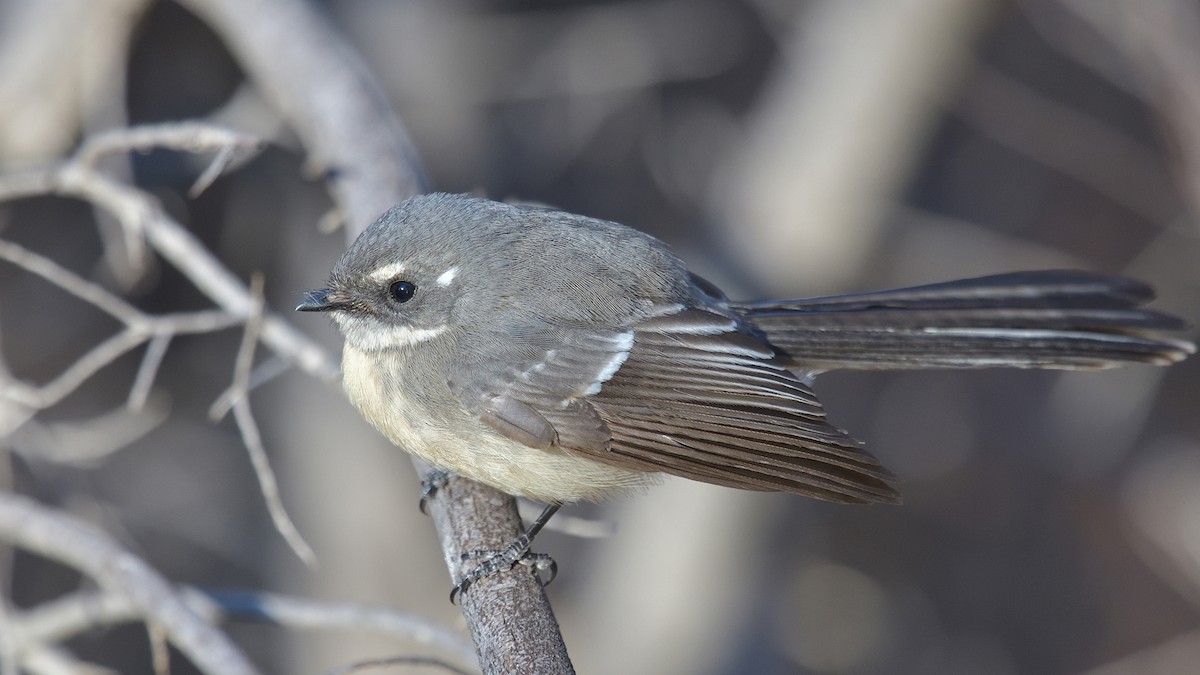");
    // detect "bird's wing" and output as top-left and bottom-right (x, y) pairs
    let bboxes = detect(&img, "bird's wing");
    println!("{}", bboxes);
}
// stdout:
(449, 306), (899, 505)
(447, 323), (635, 453)
(587, 307), (899, 504)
